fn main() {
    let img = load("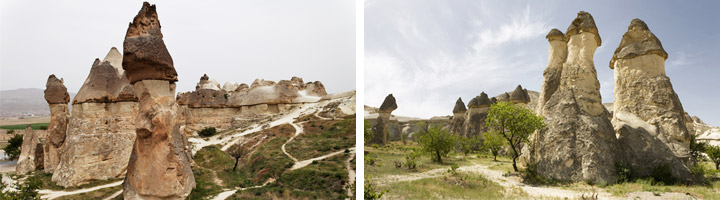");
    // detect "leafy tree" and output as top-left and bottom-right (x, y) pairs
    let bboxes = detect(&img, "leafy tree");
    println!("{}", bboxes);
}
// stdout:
(418, 124), (456, 163)
(3, 134), (23, 160)
(364, 120), (374, 144)
(690, 134), (708, 164)
(485, 102), (545, 172)
(456, 135), (479, 157)
(198, 127), (217, 137)
(705, 145), (720, 170)
(483, 130), (506, 161)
